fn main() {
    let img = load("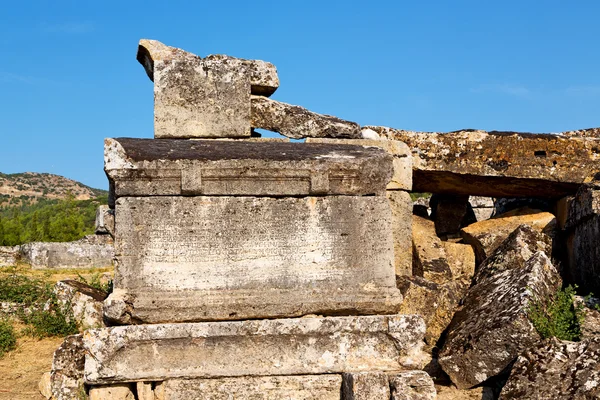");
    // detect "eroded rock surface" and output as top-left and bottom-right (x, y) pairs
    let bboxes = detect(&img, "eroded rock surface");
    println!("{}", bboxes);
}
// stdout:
(500, 337), (600, 399)
(438, 251), (561, 389)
